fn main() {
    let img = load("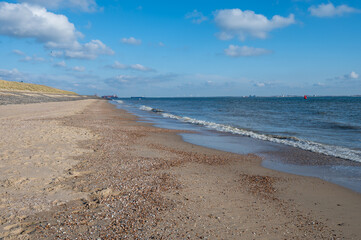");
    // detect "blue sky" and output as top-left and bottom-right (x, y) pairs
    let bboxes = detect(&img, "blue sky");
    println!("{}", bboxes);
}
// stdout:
(0, 0), (360, 96)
